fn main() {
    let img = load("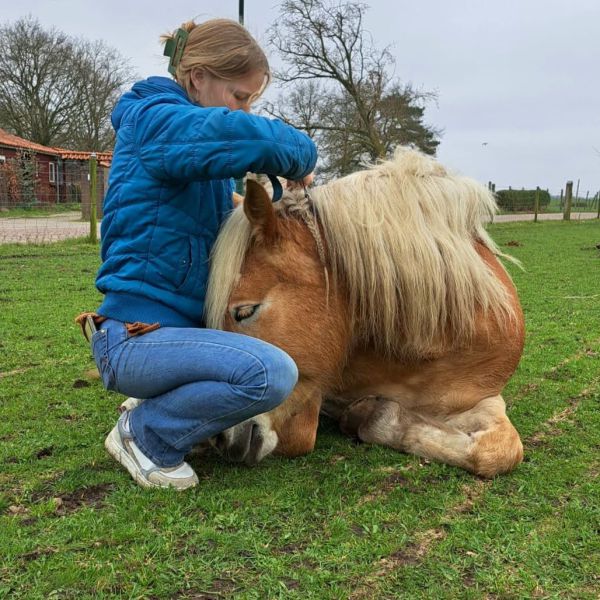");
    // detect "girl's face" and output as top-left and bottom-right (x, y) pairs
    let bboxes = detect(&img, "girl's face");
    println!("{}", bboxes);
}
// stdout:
(190, 69), (267, 113)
